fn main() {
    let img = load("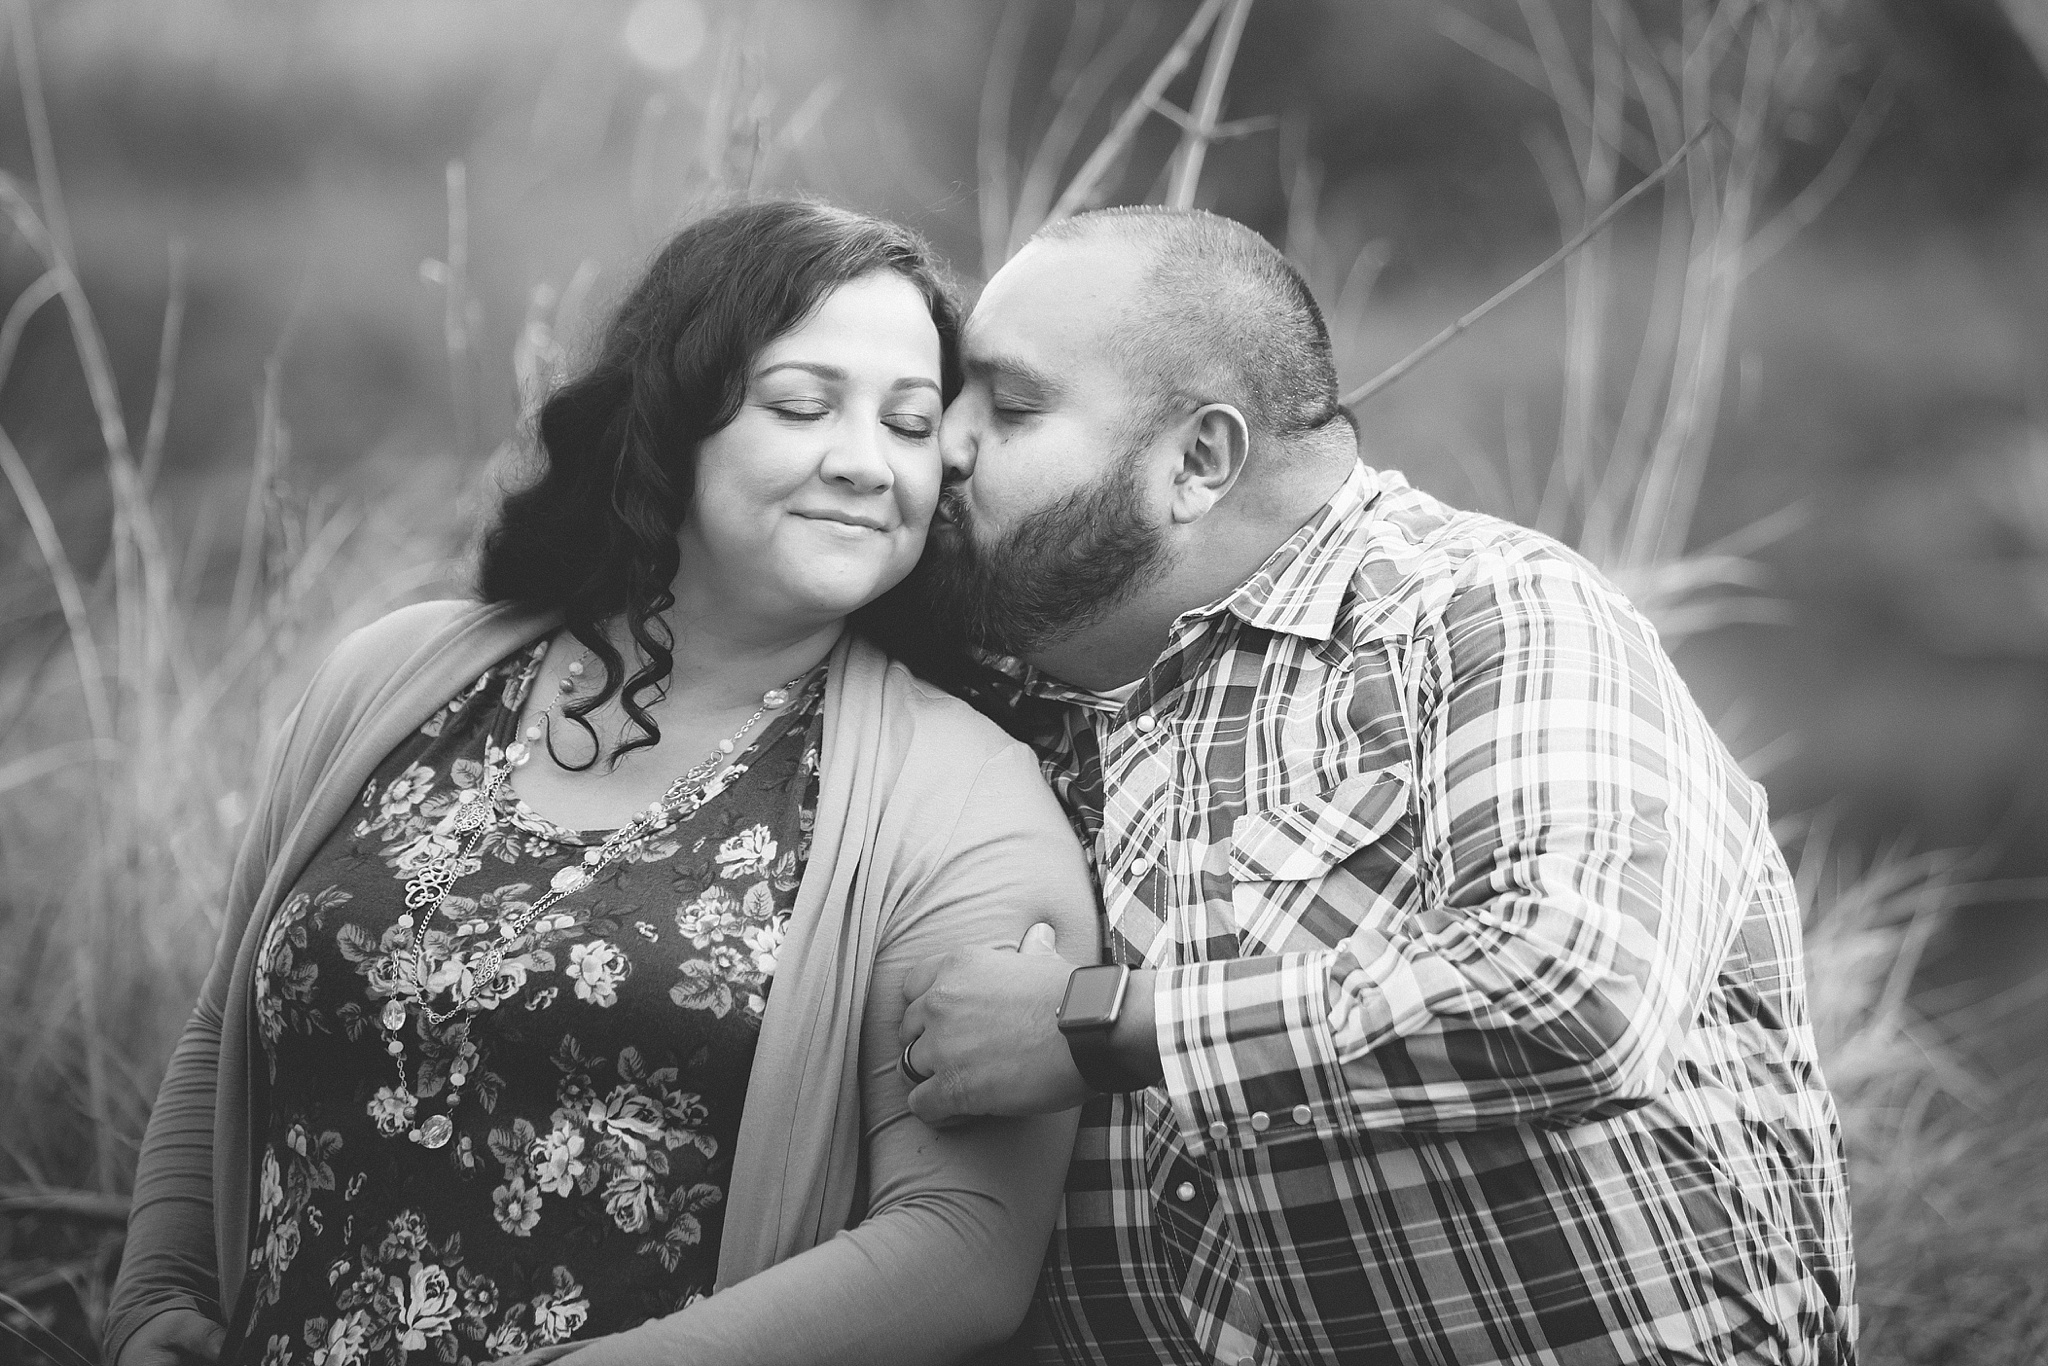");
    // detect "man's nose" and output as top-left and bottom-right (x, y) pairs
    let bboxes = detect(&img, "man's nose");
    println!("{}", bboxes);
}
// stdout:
(938, 401), (977, 482)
